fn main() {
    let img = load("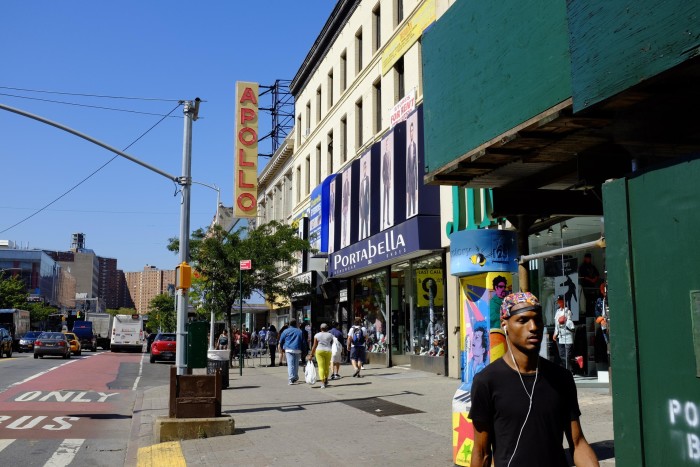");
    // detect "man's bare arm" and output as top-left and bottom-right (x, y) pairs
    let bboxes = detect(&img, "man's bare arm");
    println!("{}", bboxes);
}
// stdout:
(568, 418), (599, 467)
(471, 421), (493, 467)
